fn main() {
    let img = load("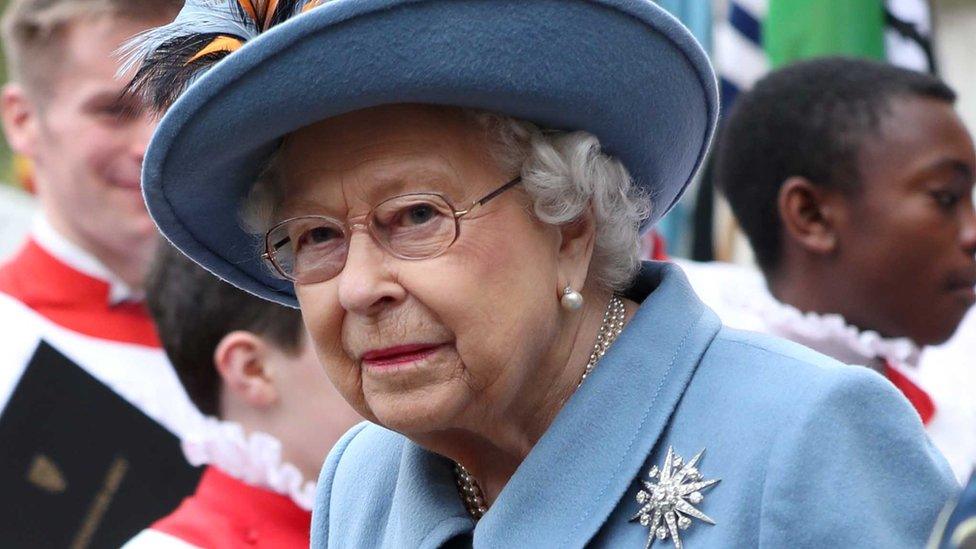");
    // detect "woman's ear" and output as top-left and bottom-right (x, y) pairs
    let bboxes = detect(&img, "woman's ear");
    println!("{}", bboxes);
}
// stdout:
(1, 83), (40, 157)
(214, 331), (279, 410)
(556, 204), (597, 293)
(777, 176), (840, 257)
